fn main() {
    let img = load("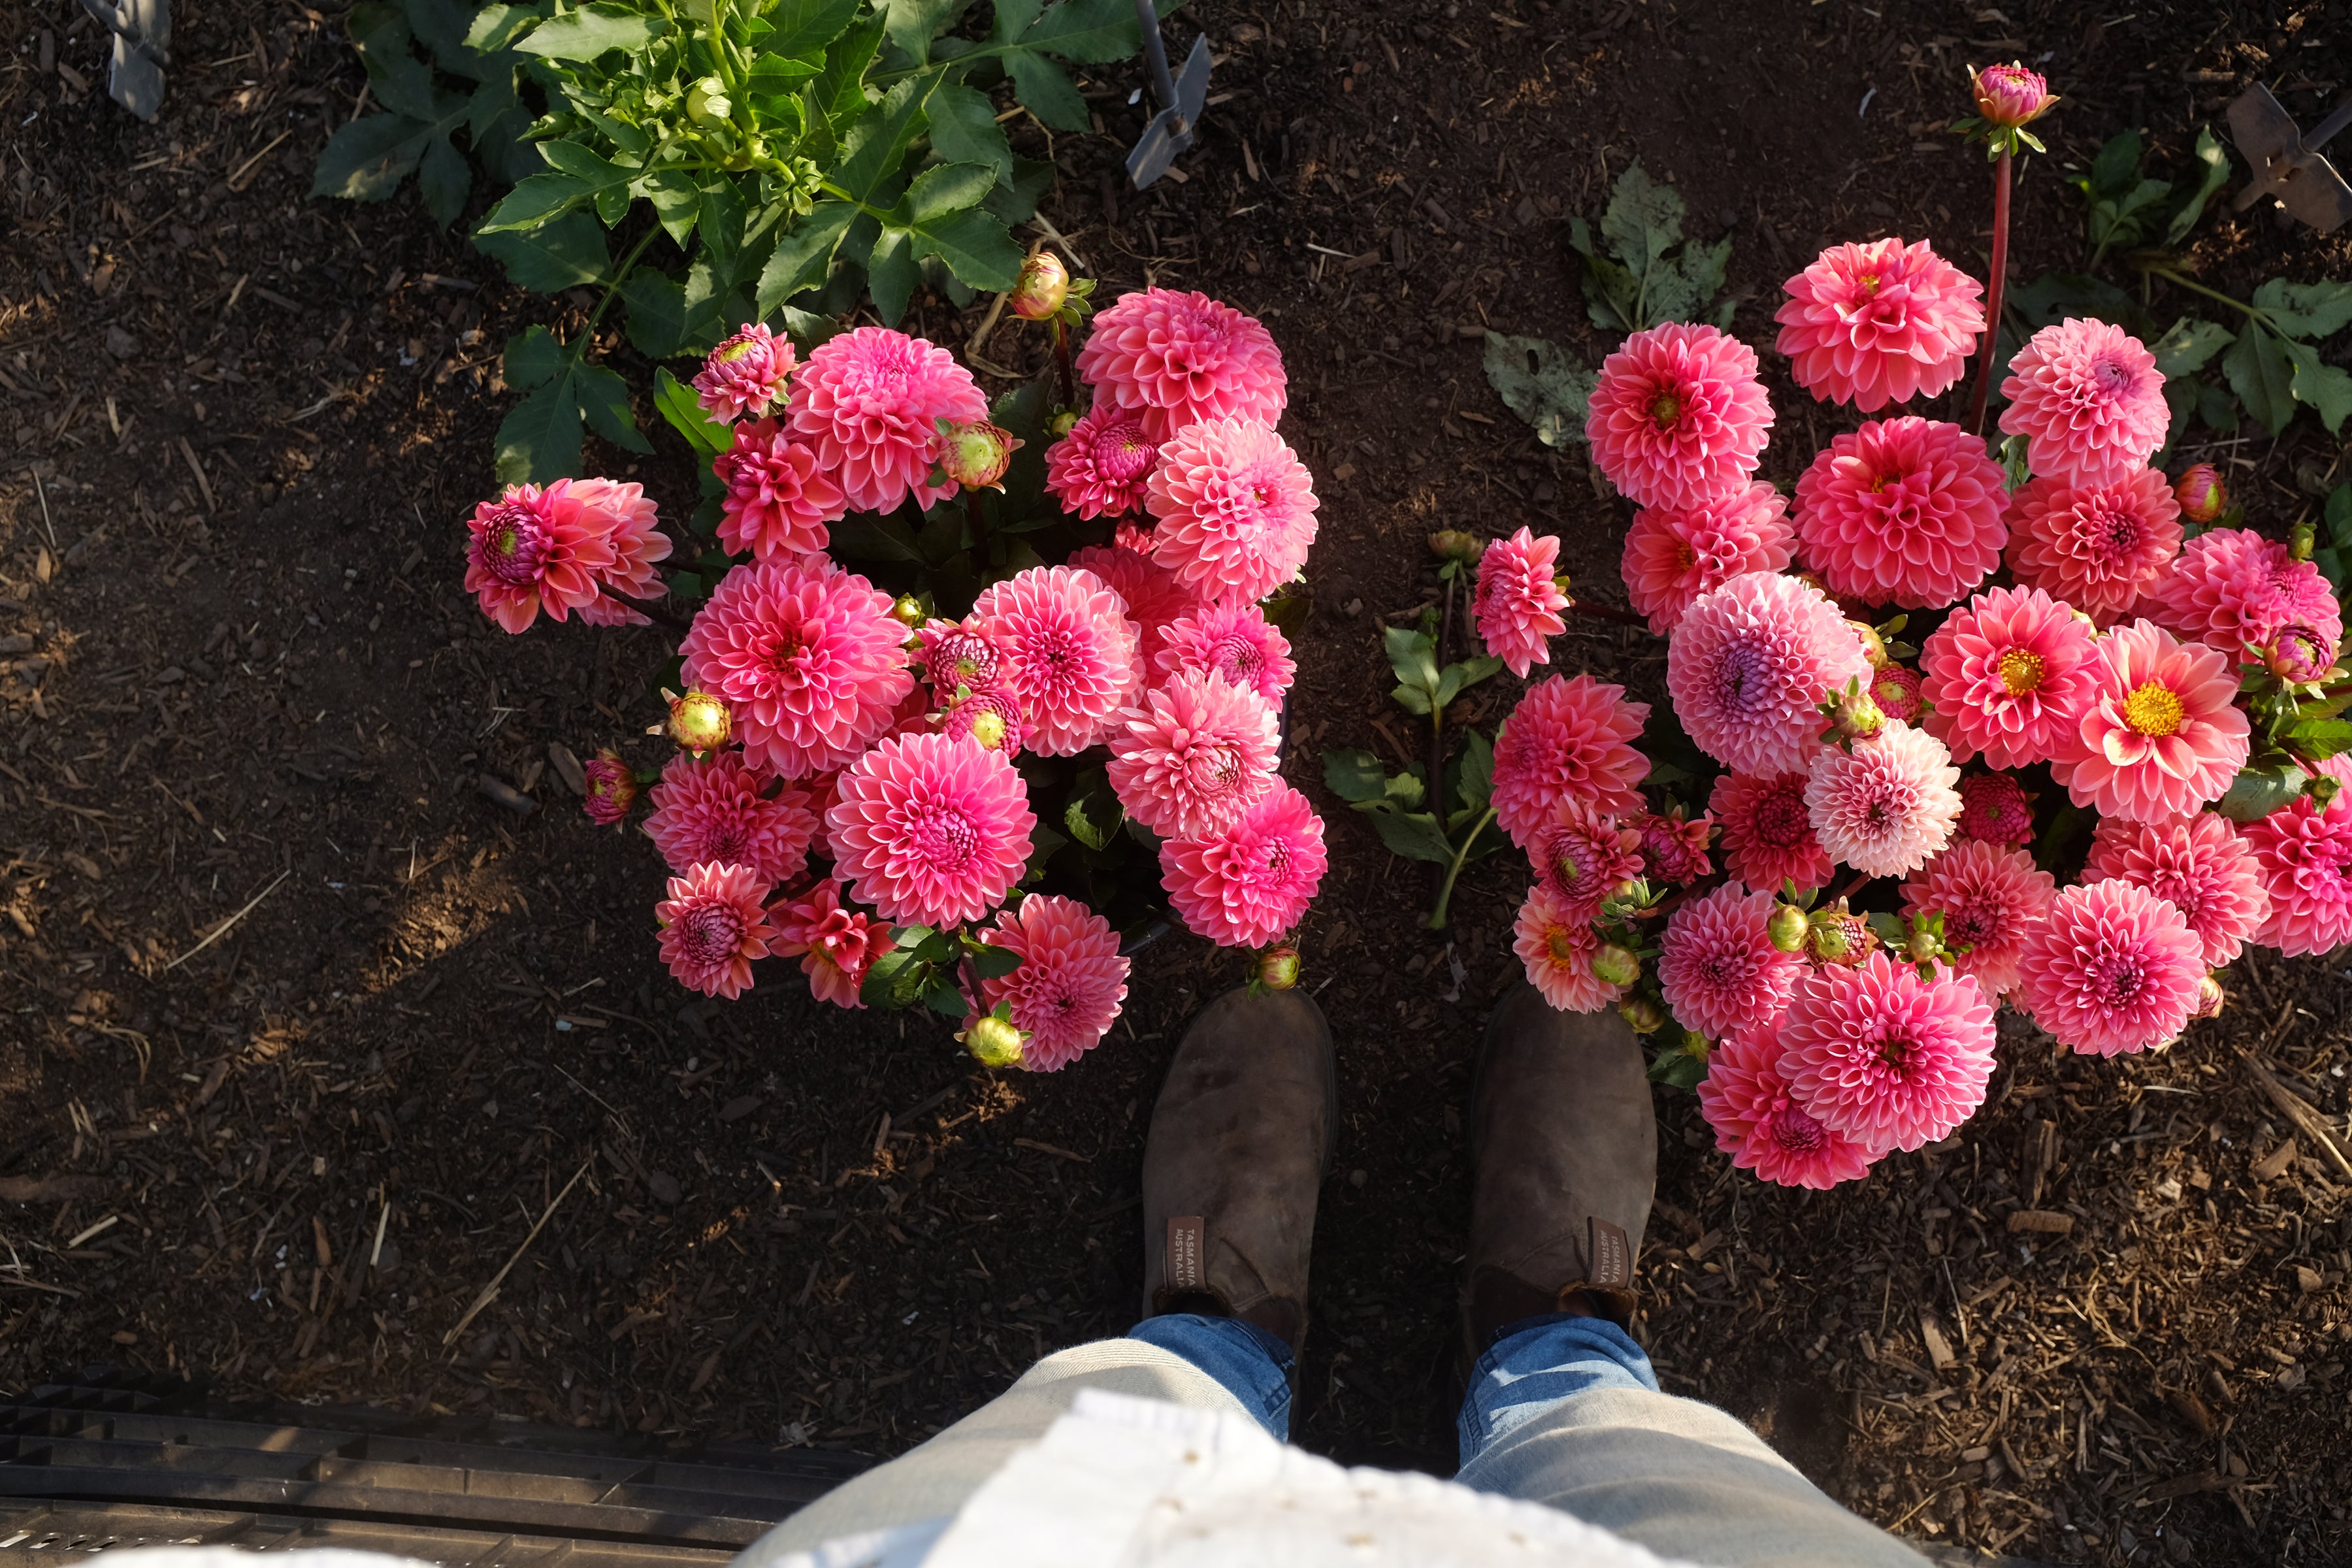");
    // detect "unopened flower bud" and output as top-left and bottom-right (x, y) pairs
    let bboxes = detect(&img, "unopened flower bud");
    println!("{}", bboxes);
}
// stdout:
(1618, 996), (1666, 1034)
(1592, 944), (1641, 989)
(2173, 463), (2227, 525)
(1970, 61), (2055, 129)
(2313, 773), (2342, 807)
(890, 594), (927, 629)
(1767, 903), (1809, 953)
(1256, 944), (1301, 991)
(1848, 620), (1890, 668)
(582, 747), (638, 826)
(936, 419), (1022, 491)
(1428, 529), (1486, 564)
(1907, 926), (1942, 964)
(1008, 250), (1070, 321)
(1833, 686), (1886, 740)
(2291, 519), (2317, 562)
(2191, 973), (2225, 1021)
(1049, 408), (1081, 437)
(962, 1015), (1026, 1068)
(662, 689), (732, 755)
(1809, 917), (1850, 963)
(2266, 625), (2336, 685)
(686, 76), (732, 125)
